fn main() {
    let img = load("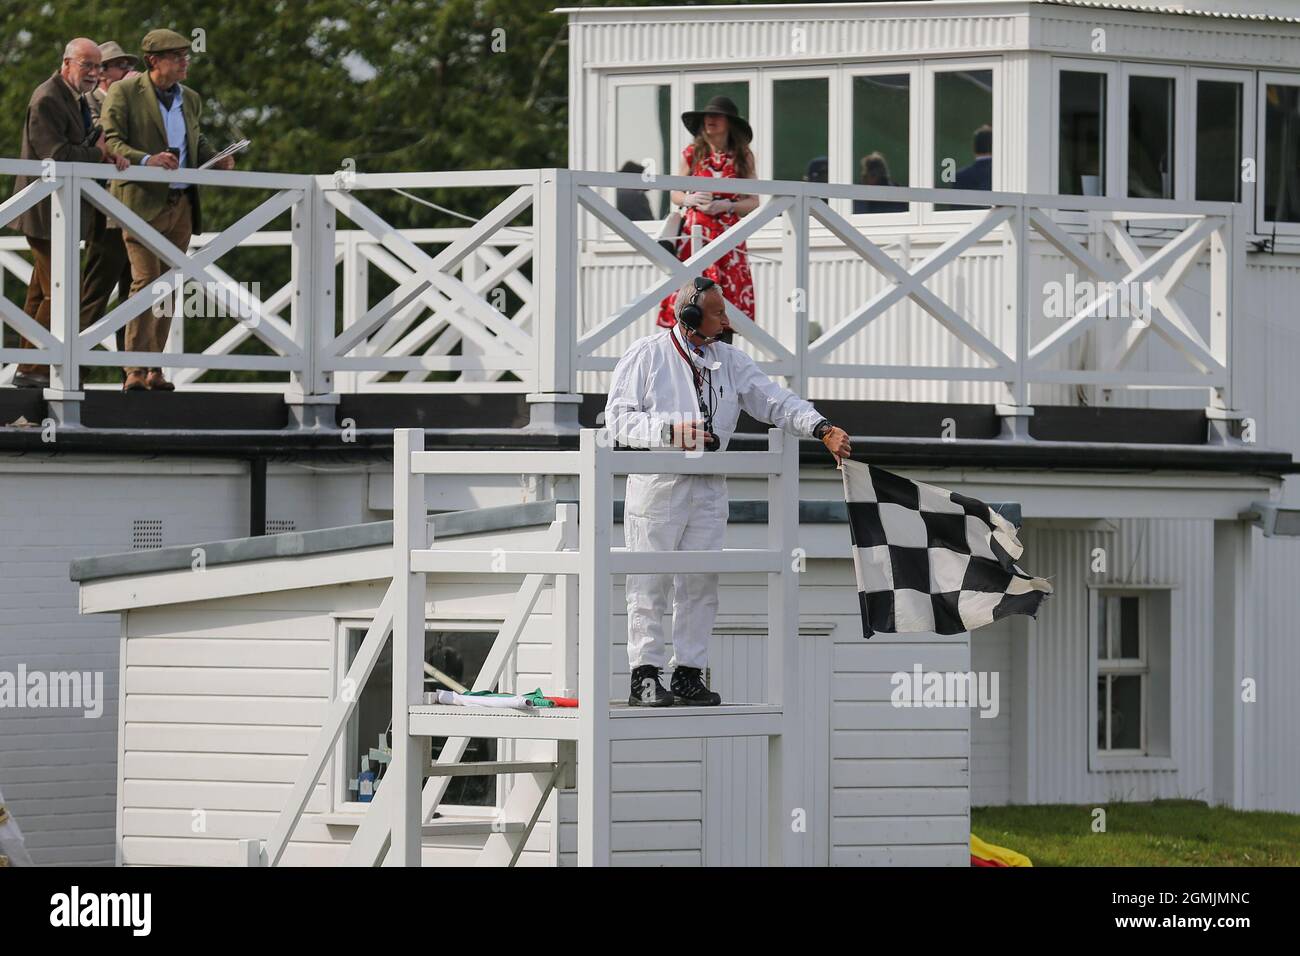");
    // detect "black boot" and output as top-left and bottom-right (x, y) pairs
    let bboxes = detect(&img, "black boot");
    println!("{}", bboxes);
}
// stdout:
(628, 664), (675, 707)
(671, 666), (721, 706)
